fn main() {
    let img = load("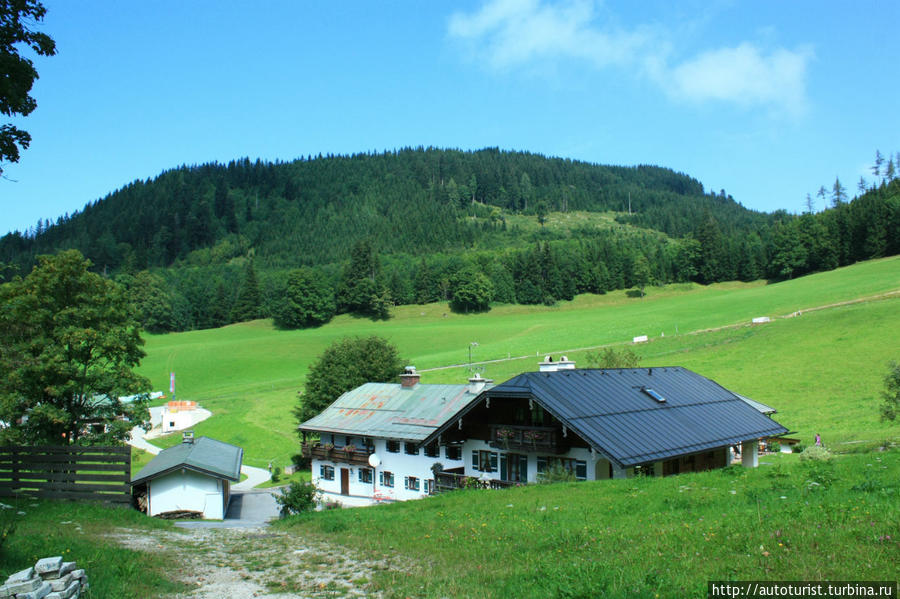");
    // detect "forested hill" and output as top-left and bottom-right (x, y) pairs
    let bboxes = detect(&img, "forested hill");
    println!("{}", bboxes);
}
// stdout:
(1, 147), (897, 334)
(1, 147), (765, 271)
